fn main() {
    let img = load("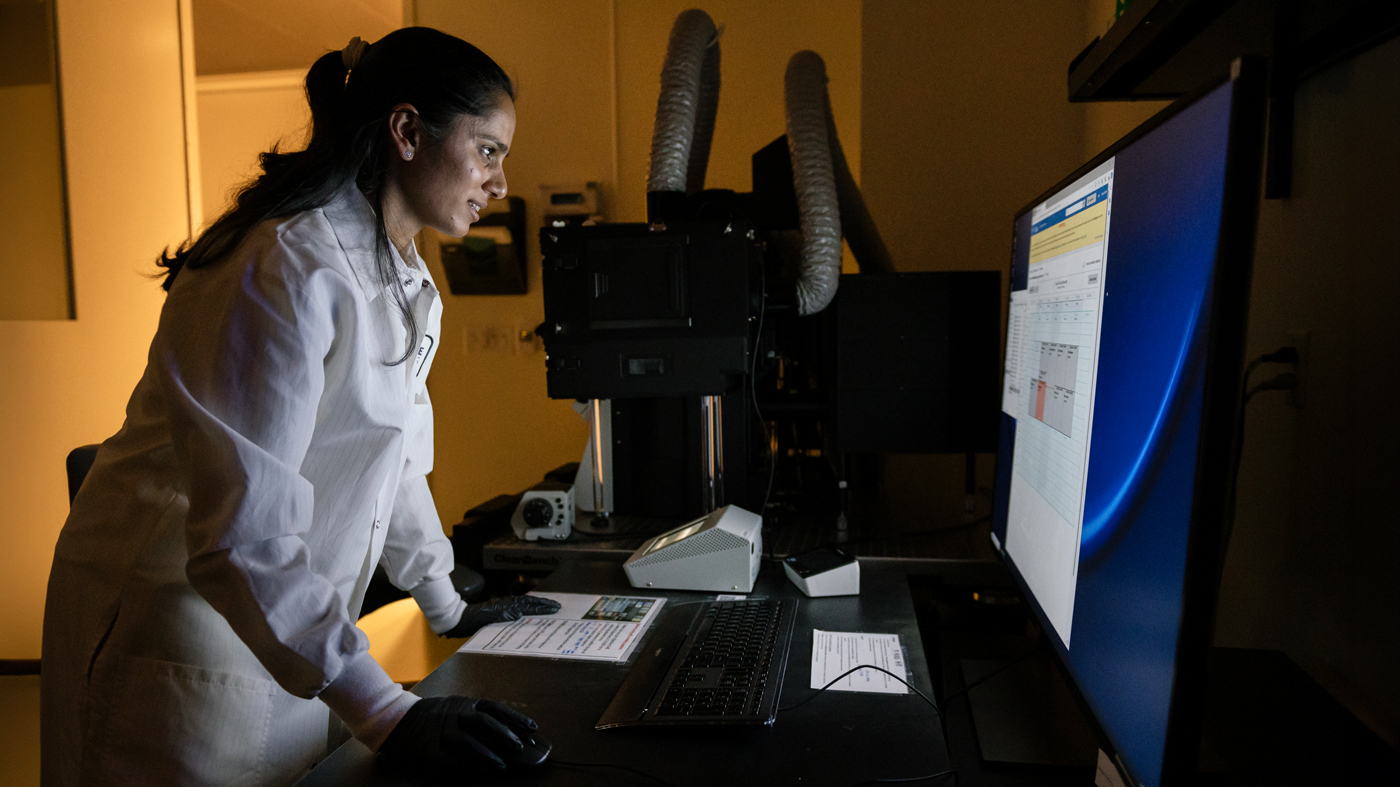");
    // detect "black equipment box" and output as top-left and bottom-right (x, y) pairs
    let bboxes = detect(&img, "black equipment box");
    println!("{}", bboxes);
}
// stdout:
(834, 271), (1001, 454)
(540, 222), (758, 399)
